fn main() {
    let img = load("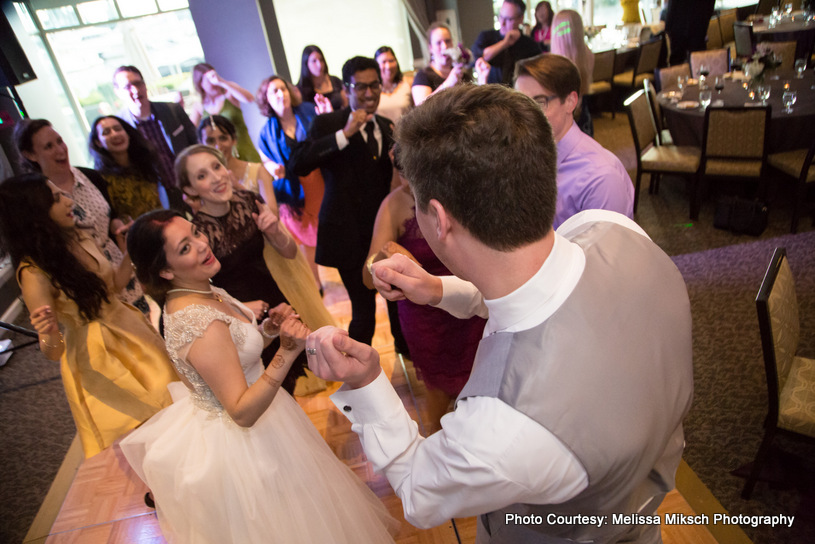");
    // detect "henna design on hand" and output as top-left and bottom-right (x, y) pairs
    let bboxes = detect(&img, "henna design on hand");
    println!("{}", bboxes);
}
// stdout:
(269, 354), (286, 369)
